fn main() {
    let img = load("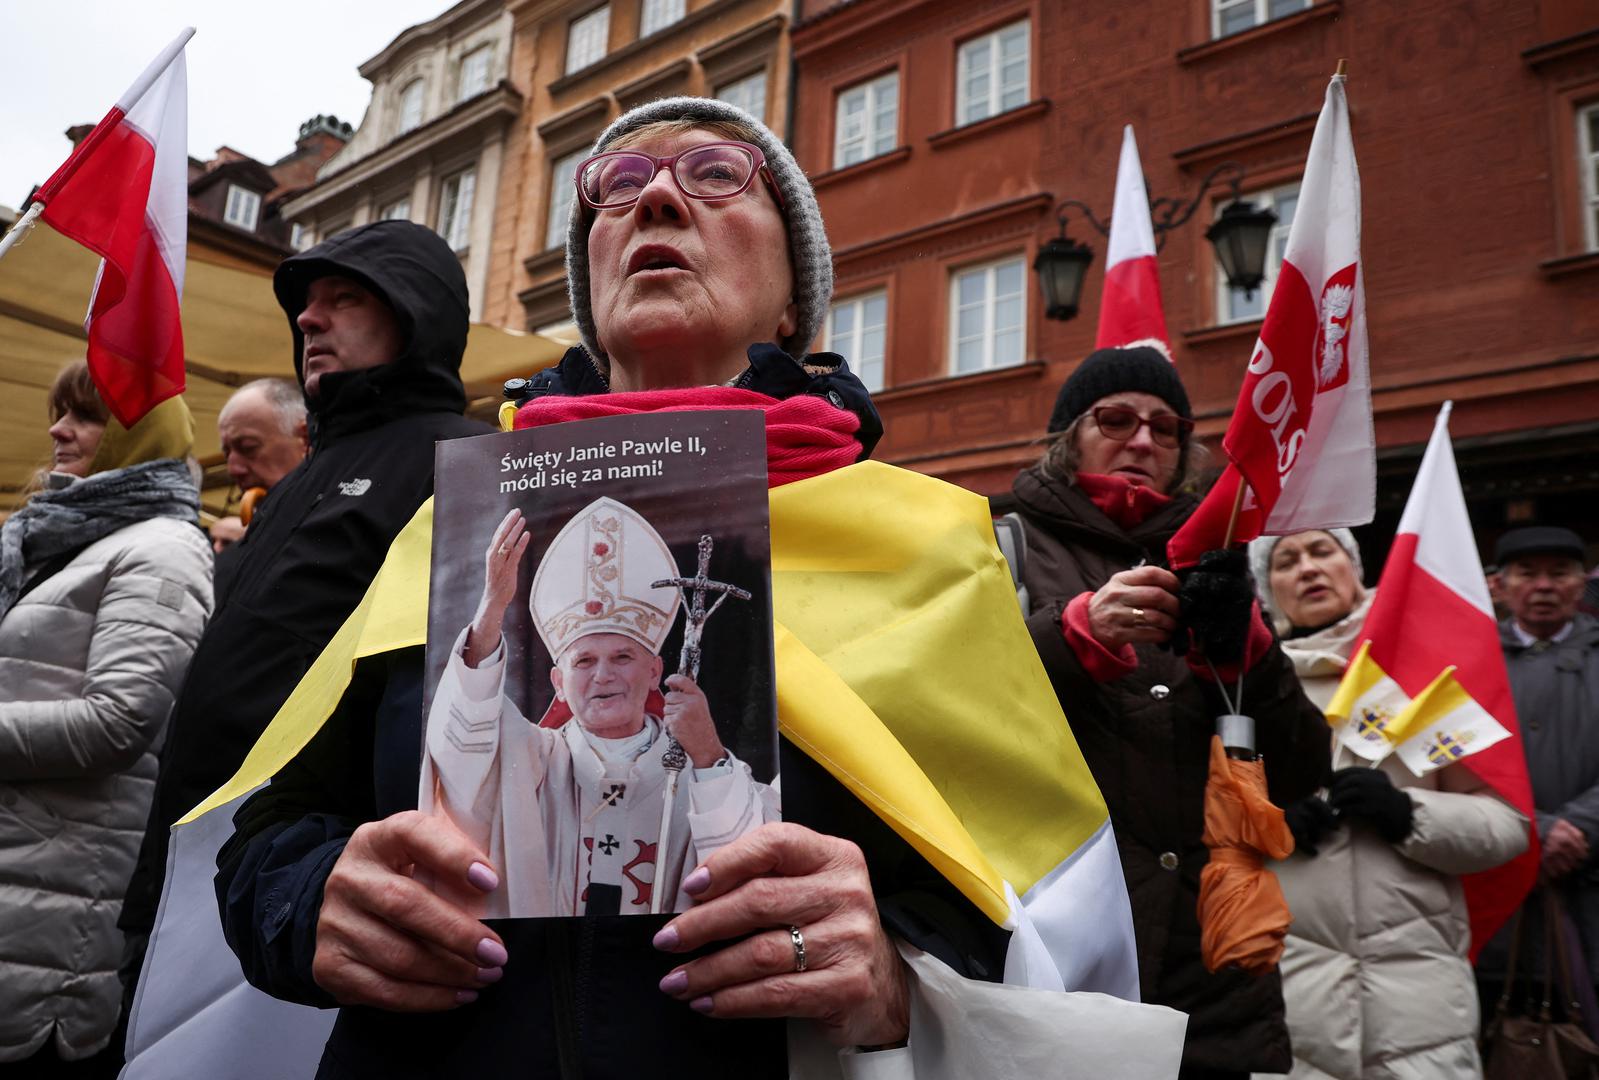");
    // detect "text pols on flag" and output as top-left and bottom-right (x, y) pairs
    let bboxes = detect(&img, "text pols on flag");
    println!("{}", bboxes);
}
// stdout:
(1168, 72), (1373, 567)
(29, 29), (193, 428)
(1095, 125), (1170, 350)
